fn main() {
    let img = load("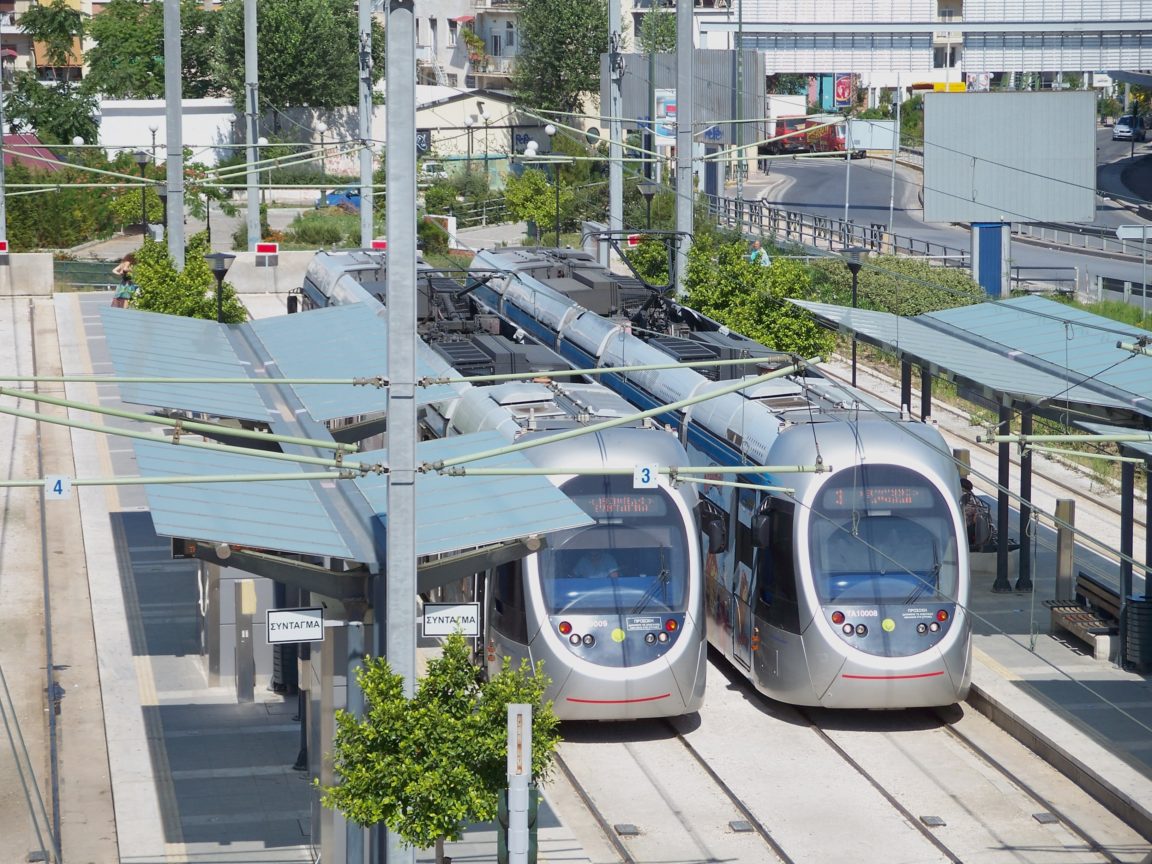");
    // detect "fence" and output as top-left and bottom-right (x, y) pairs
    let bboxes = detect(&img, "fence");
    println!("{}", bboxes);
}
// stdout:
(54, 259), (120, 291)
(1010, 266), (1078, 295)
(704, 194), (971, 268)
(1013, 221), (1152, 256)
